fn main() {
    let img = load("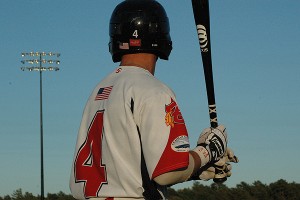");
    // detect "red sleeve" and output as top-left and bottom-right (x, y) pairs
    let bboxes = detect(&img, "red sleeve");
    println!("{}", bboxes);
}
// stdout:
(152, 98), (190, 179)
